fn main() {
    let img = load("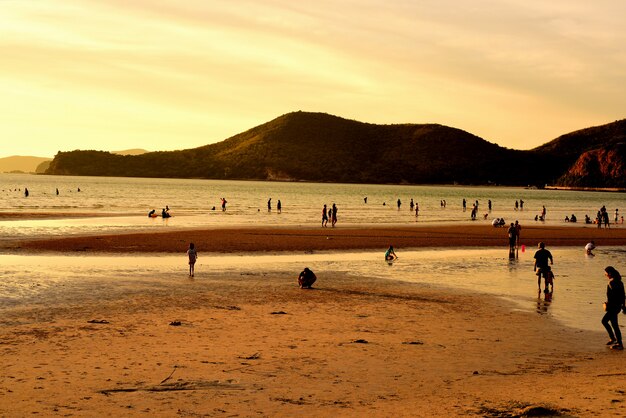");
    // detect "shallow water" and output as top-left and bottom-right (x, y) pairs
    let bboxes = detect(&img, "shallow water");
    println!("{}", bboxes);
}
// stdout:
(1, 173), (624, 239)
(1, 246), (623, 332)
